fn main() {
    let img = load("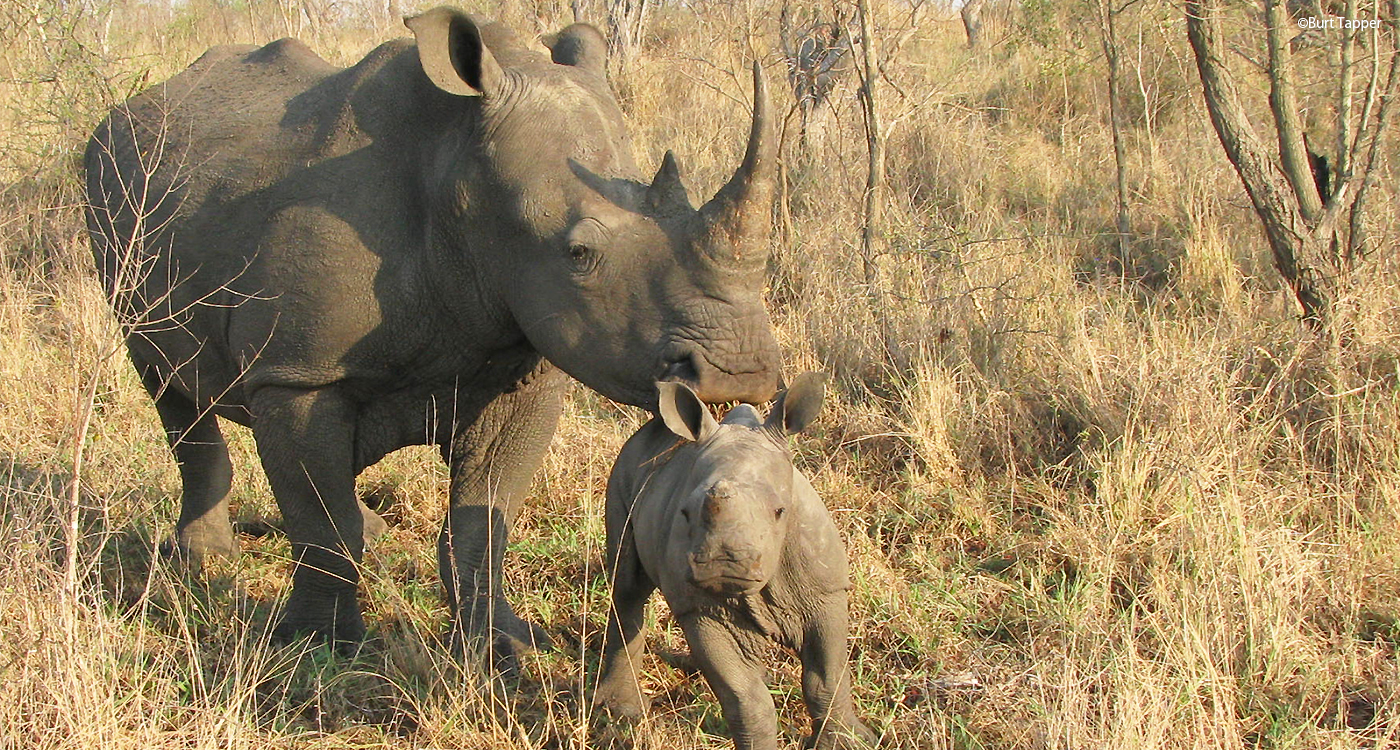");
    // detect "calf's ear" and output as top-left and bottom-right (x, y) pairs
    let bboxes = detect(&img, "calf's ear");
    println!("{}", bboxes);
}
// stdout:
(407, 7), (504, 98)
(765, 372), (827, 436)
(658, 381), (720, 442)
